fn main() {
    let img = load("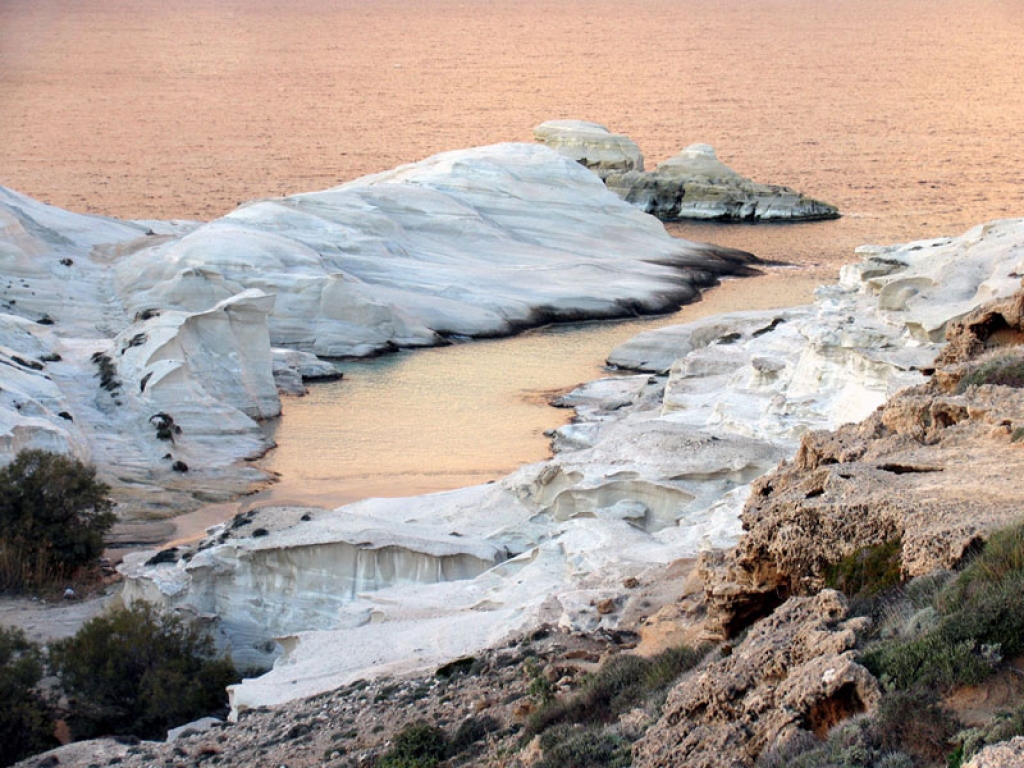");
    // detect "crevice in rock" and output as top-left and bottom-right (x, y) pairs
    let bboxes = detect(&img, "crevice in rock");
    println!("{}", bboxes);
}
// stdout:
(805, 682), (867, 739)
(876, 464), (943, 475)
